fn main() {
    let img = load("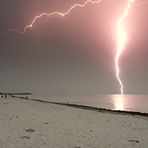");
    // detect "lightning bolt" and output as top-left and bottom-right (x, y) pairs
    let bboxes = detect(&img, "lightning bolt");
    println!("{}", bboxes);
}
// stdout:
(115, 0), (134, 94)
(8, 0), (102, 34)
(7, 0), (137, 94)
